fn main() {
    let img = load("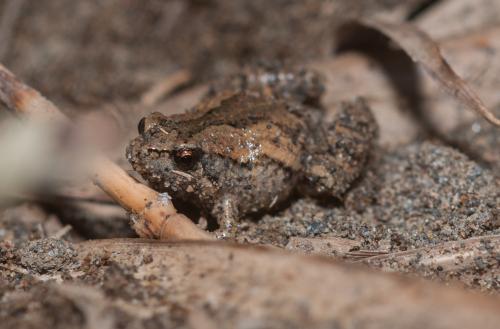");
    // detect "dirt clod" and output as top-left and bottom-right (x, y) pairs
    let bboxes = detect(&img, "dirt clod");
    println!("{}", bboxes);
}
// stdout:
(17, 238), (77, 274)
